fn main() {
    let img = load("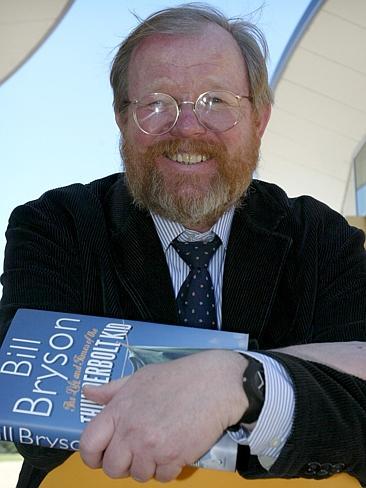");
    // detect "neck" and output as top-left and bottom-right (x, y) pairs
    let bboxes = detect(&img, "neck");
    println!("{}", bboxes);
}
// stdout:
(184, 224), (211, 233)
